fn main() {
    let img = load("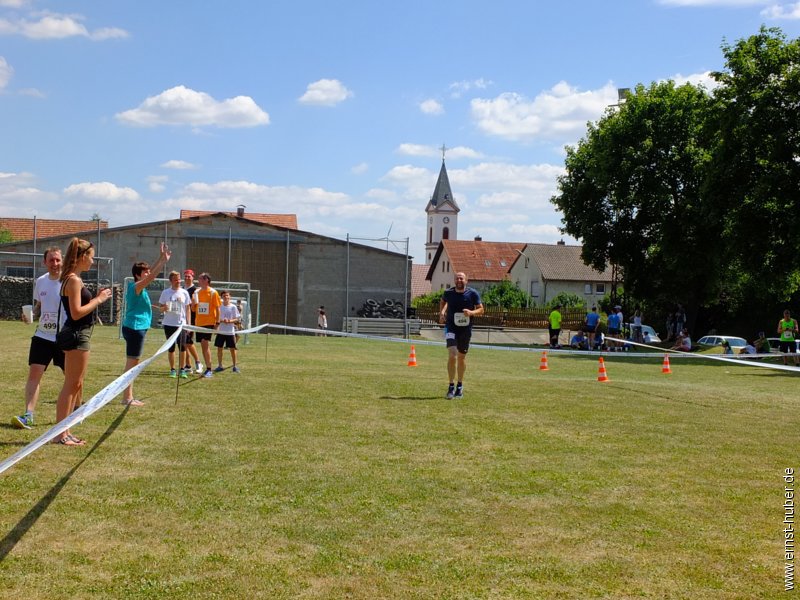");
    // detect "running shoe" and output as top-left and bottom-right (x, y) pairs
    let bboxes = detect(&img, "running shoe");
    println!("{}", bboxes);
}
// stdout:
(232, 366), (240, 373)
(203, 369), (213, 379)
(446, 384), (455, 399)
(180, 370), (188, 379)
(454, 385), (464, 399)
(169, 369), (177, 378)
(195, 362), (204, 374)
(214, 366), (224, 373)
(11, 413), (33, 429)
